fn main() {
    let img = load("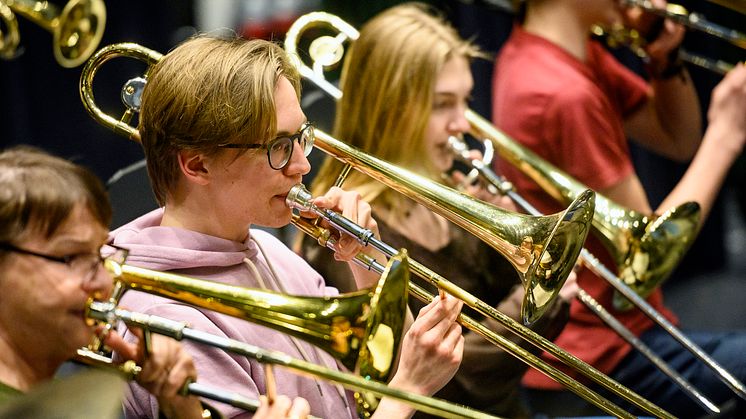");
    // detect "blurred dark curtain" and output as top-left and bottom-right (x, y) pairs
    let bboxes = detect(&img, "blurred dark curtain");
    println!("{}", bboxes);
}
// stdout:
(0, 0), (193, 182)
